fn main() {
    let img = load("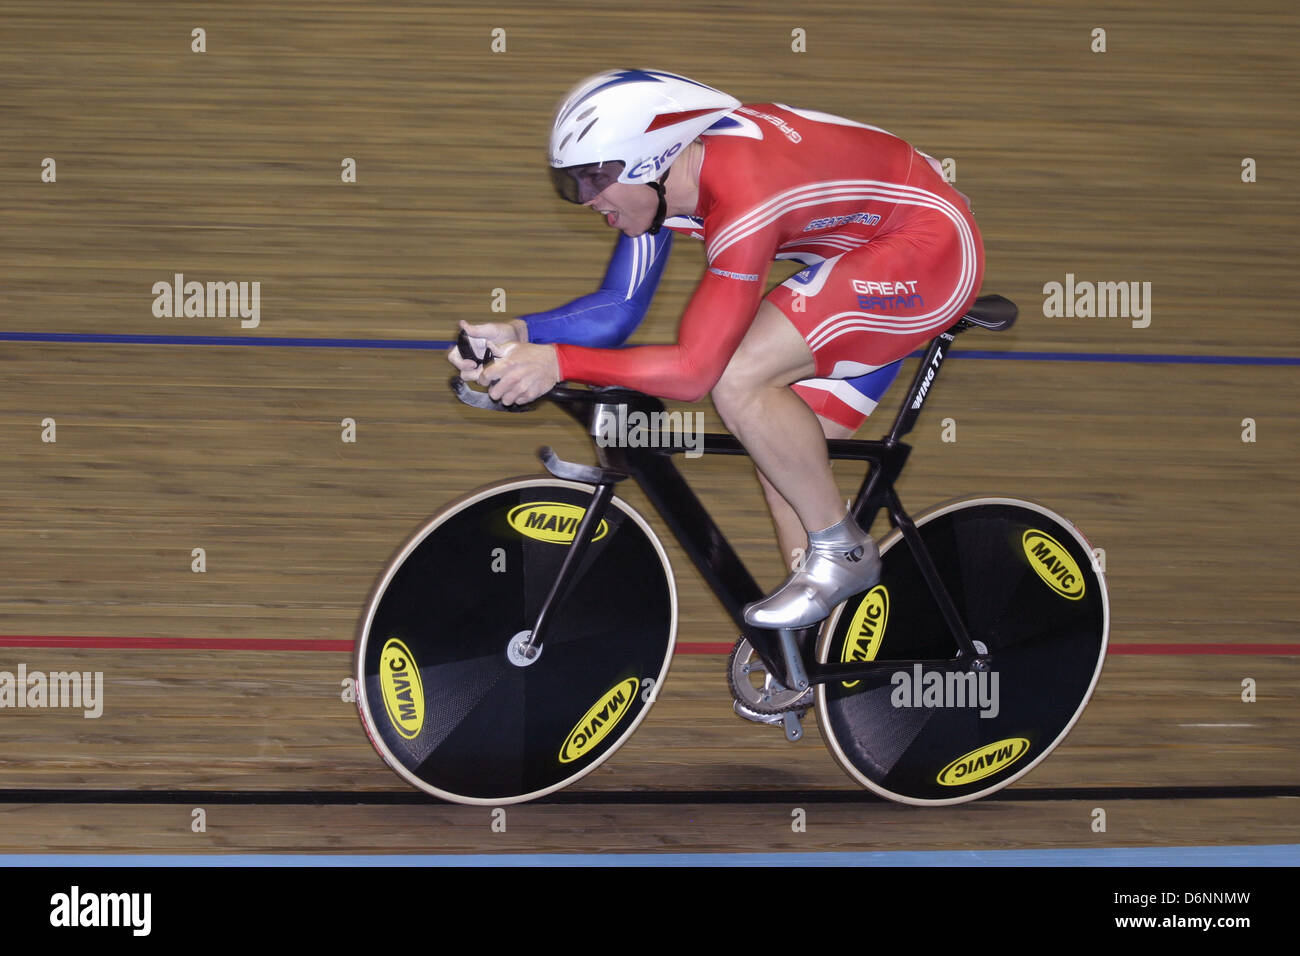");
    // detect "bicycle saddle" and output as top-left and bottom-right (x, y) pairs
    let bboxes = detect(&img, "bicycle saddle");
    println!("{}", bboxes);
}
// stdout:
(956, 294), (1018, 332)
